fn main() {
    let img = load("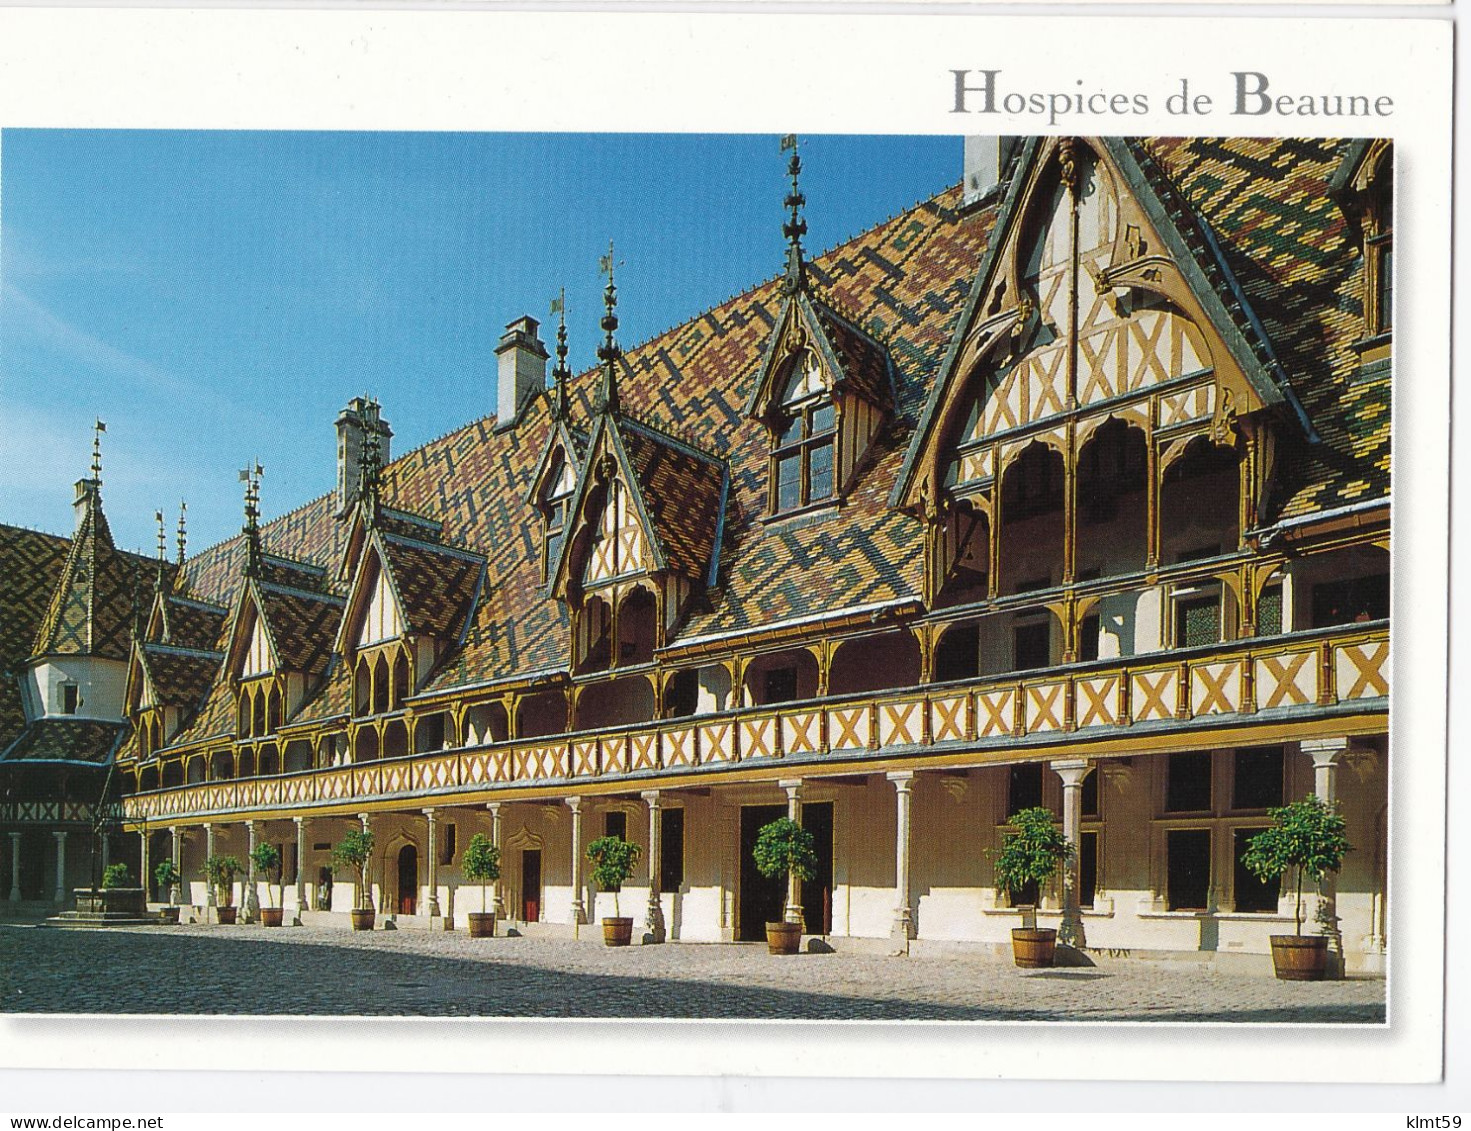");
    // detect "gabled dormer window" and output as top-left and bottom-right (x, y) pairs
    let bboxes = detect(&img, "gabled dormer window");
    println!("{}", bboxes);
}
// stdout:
(1366, 167), (1393, 336)
(540, 452), (576, 585)
(771, 355), (837, 513)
